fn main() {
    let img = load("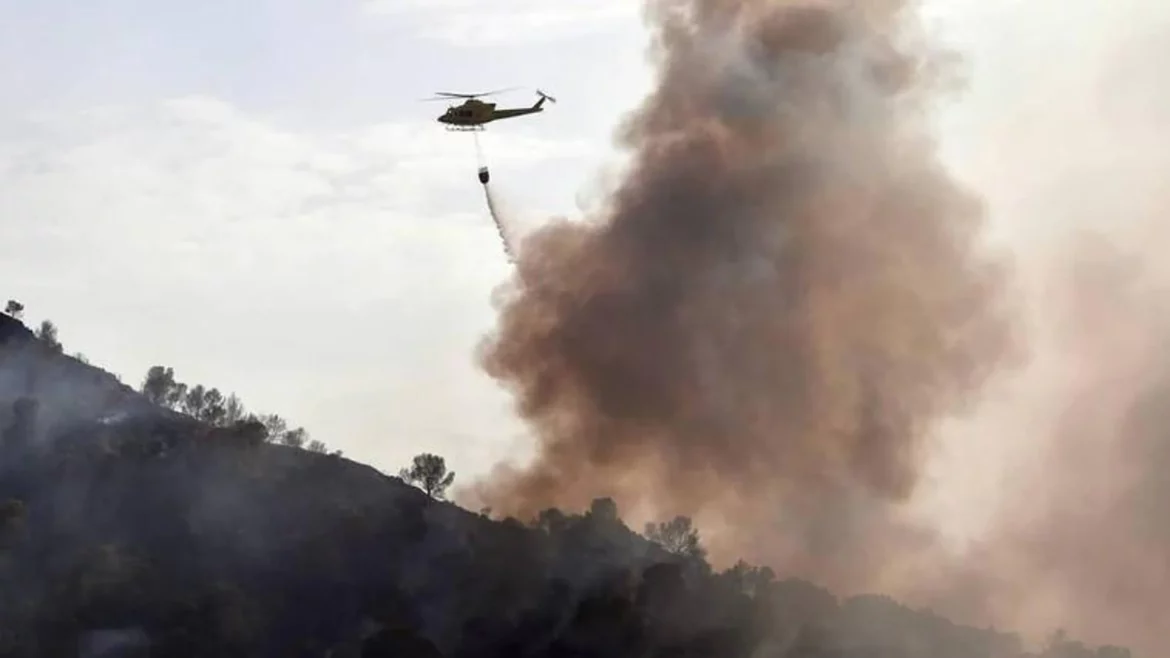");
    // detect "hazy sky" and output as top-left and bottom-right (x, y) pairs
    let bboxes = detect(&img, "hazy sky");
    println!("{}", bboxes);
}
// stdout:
(1, 0), (1165, 485)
